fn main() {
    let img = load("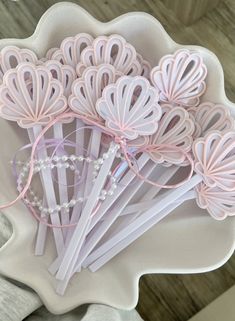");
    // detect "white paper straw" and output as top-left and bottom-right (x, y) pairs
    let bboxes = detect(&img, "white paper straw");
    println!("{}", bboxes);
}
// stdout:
(65, 119), (85, 244)
(30, 125), (64, 254)
(83, 175), (201, 270)
(82, 190), (196, 267)
(88, 197), (190, 272)
(53, 123), (69, 239)
(88, 153), (150, 232)
(120, 189), (196, 216)
(56, 141), (119, 280)
(48, 151), (149, 275)
(34, 200), (48, 255)
(104, 165), (179, 240)
(72, 161), (159, 271)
